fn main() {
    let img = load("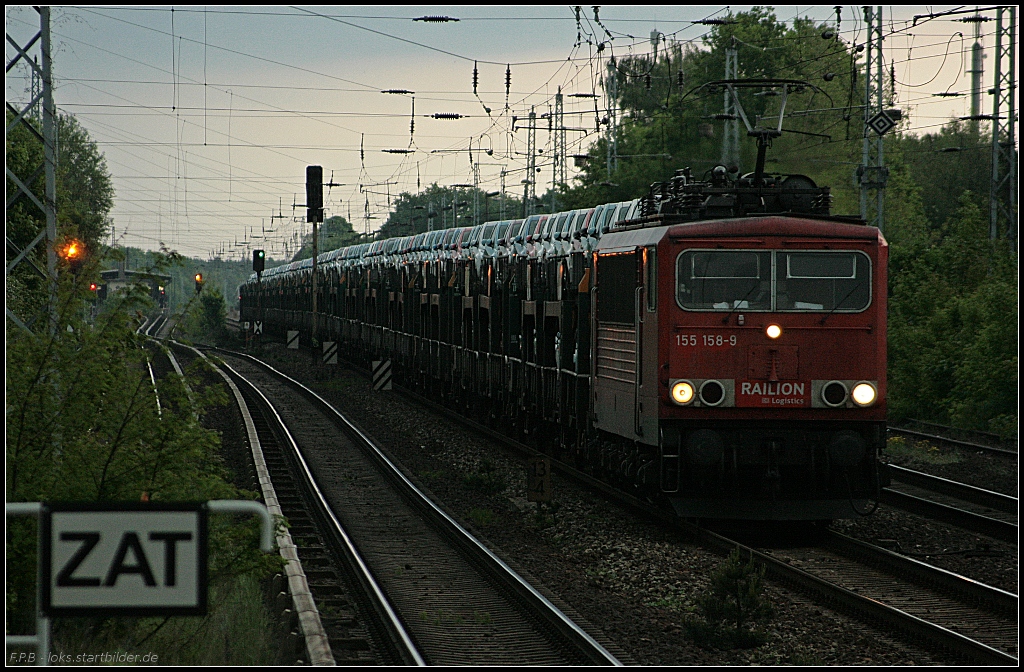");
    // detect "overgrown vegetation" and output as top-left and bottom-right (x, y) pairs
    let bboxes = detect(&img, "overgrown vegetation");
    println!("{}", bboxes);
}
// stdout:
(461, 458), (507, 495)
(884, 436), (962, 466)
(684, 548), (773, 649)
(7, 108), (277, 662)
